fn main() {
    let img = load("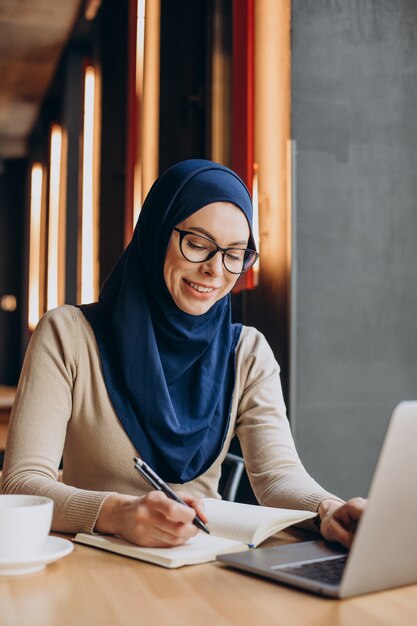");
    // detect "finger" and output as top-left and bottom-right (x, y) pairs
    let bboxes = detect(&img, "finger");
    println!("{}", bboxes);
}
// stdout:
(150, 518), (198, 544)
(334, 510), (359, 533)
(155, 491), (207, 526)
(334, 499), (366, 531)
(323, 517), (354, 549)
(133, 505), (198, 547)
(341, 498), (367, 517)
(164, 499), (199, 524)
(178, 492), (208, 523)
(145, 491), (195, 523)
(142, 524), (197, 548)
